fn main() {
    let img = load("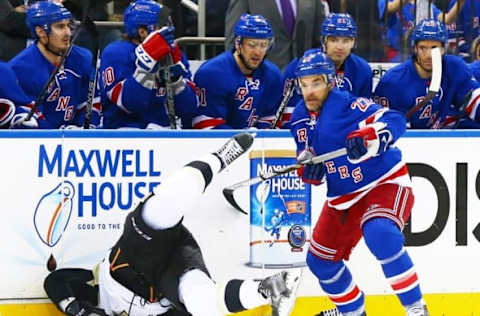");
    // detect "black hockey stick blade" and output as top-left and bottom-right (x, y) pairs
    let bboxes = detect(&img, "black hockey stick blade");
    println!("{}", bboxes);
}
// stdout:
(223, 148), (347, 214)
(222, 188), (247, 214)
